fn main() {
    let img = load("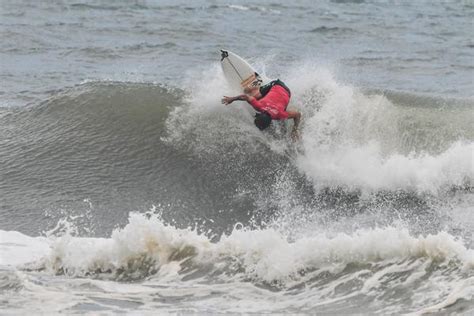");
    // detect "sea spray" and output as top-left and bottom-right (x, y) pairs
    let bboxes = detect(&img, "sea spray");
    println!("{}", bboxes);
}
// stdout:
(166, 61), (473, 195)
